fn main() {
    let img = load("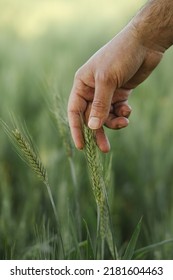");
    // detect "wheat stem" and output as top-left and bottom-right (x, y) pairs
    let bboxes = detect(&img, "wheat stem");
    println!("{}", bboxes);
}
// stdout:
(12, 128), (66, 257)
(0, 120), (65, 258)
(53, 92), (81, 240)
